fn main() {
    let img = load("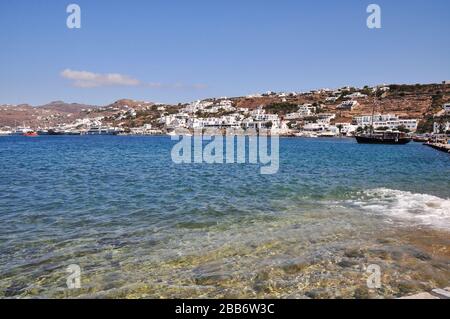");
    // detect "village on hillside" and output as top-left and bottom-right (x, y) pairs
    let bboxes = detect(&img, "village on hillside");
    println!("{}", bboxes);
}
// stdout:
(0, 82), (449, 138)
